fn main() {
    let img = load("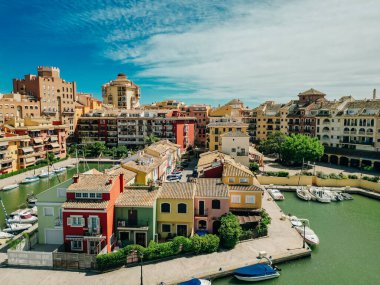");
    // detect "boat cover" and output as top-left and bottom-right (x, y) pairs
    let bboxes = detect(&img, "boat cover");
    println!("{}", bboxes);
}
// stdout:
(234, 264), (276, 277)
(179, 279), (201, 285)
